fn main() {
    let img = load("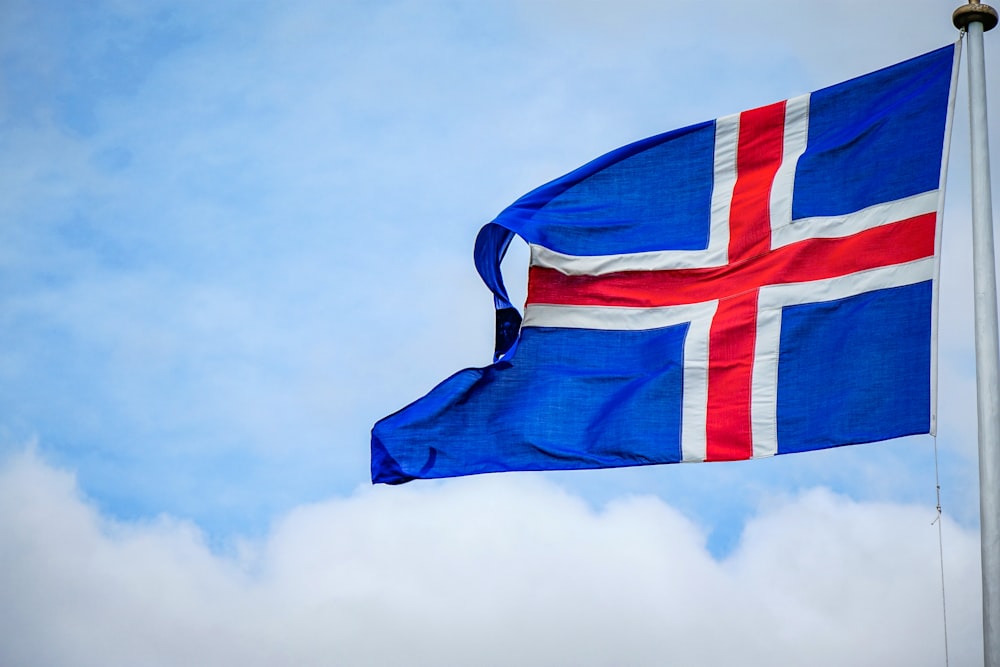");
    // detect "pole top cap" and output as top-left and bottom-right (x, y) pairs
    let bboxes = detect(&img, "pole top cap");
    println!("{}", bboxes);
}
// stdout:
(954, 2), (998, 31)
